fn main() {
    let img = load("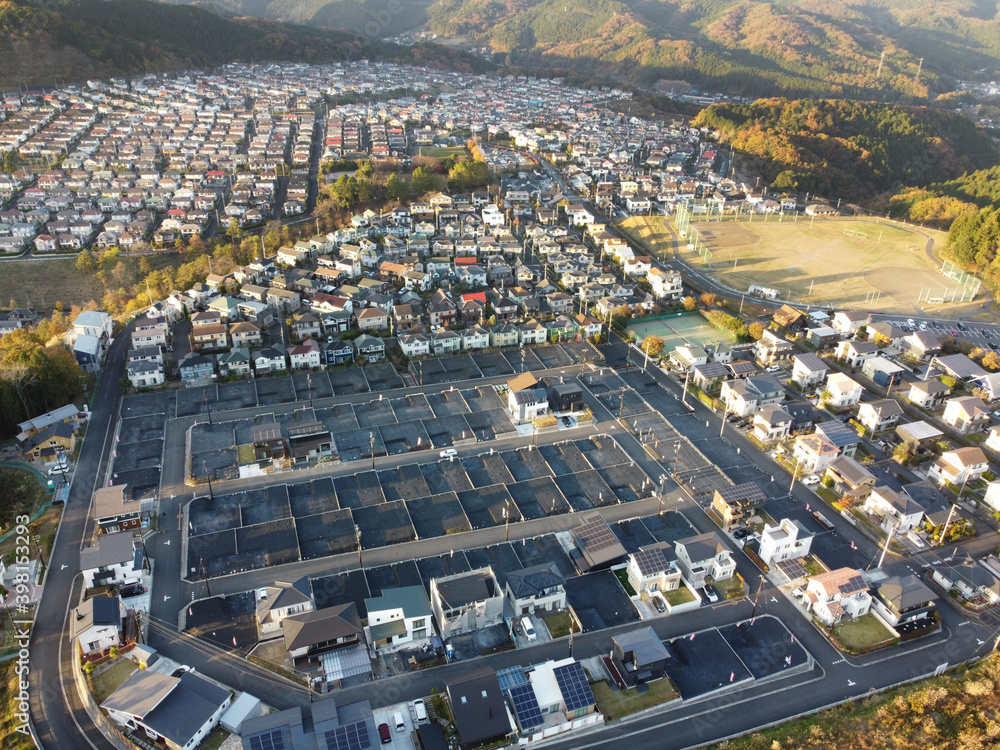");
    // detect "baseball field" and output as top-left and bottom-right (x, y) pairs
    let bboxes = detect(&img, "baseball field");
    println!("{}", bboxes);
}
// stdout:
(619, 215), (967, 315)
